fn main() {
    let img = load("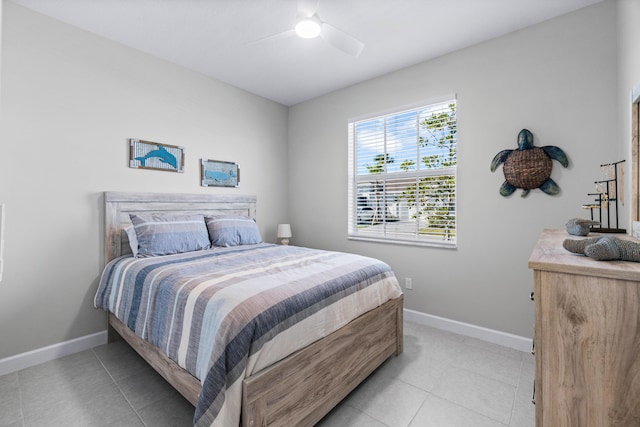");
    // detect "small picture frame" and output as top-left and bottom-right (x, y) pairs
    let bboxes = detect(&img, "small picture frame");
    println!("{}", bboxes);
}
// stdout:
(129, 139), (184, 173)
(201, 159), (240, 187)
